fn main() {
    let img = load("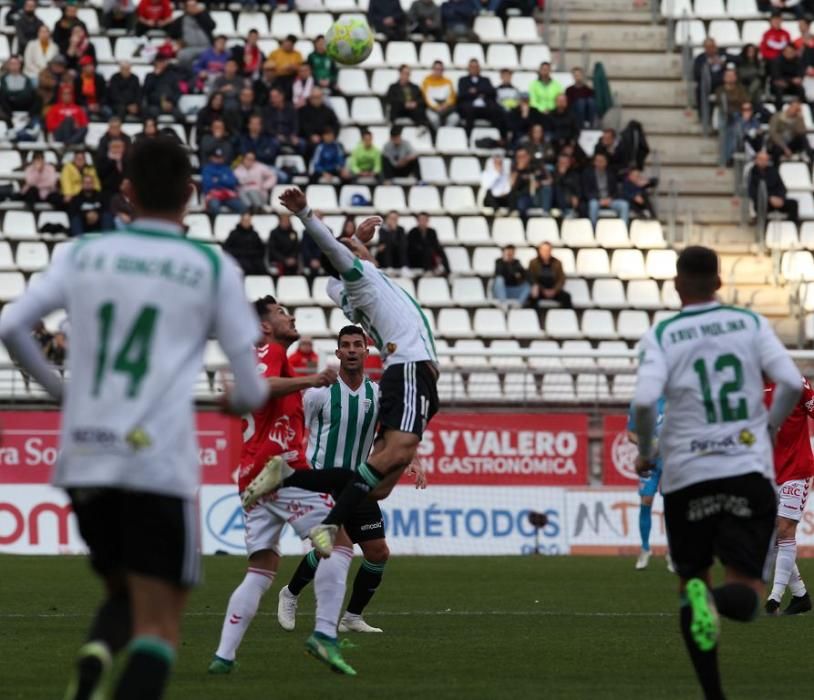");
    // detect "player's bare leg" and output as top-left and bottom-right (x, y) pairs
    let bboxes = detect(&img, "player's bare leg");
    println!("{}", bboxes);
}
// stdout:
(767, 516), (811, 615)
(113, 575), (188, 700)
(64, 574), (130, 700)
(310, 430), (418, 555)
(210, 549), (280, 672)
(340, 537), (389, 633)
